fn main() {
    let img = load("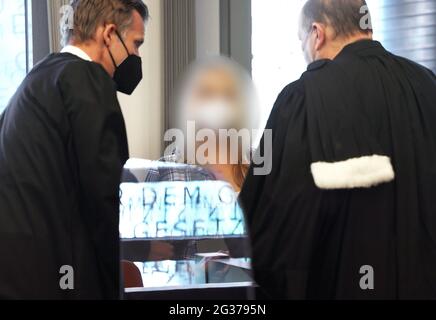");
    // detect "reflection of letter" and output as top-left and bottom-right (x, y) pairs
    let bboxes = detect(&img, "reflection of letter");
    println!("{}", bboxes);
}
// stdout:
(231, 219), (243, 235)
(219, 185), (236, 205)
(143, 187), (157, 208)
(174, 221), (187, 237)
(164, 187), (176, 206)
(209, 207), (224, 234)
(194, 219), (205, 237)
(184, 186), (200, 206)
(174, 209), (187, 237)
(134, 223), (149, 238)
(155, 262), (170, 273)
(156, 221), (168, 238)
(231, 202), (240, 221)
